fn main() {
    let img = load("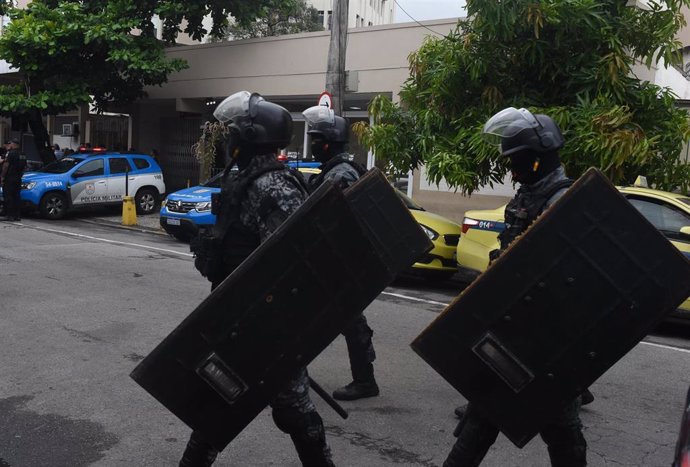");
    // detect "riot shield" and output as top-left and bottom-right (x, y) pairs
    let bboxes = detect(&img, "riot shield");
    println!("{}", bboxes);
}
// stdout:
(131, 169), (431, 451)
(412, 168), (690, 447)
